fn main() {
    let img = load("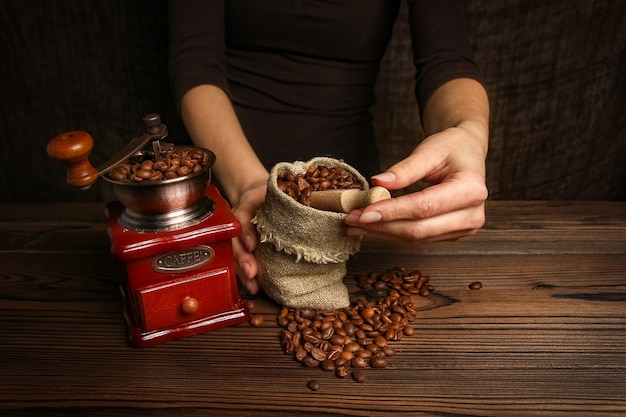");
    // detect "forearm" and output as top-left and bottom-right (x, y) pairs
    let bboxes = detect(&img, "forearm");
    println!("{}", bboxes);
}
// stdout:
(180, 84), (269, 204)
(421, 78), (490, 157)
